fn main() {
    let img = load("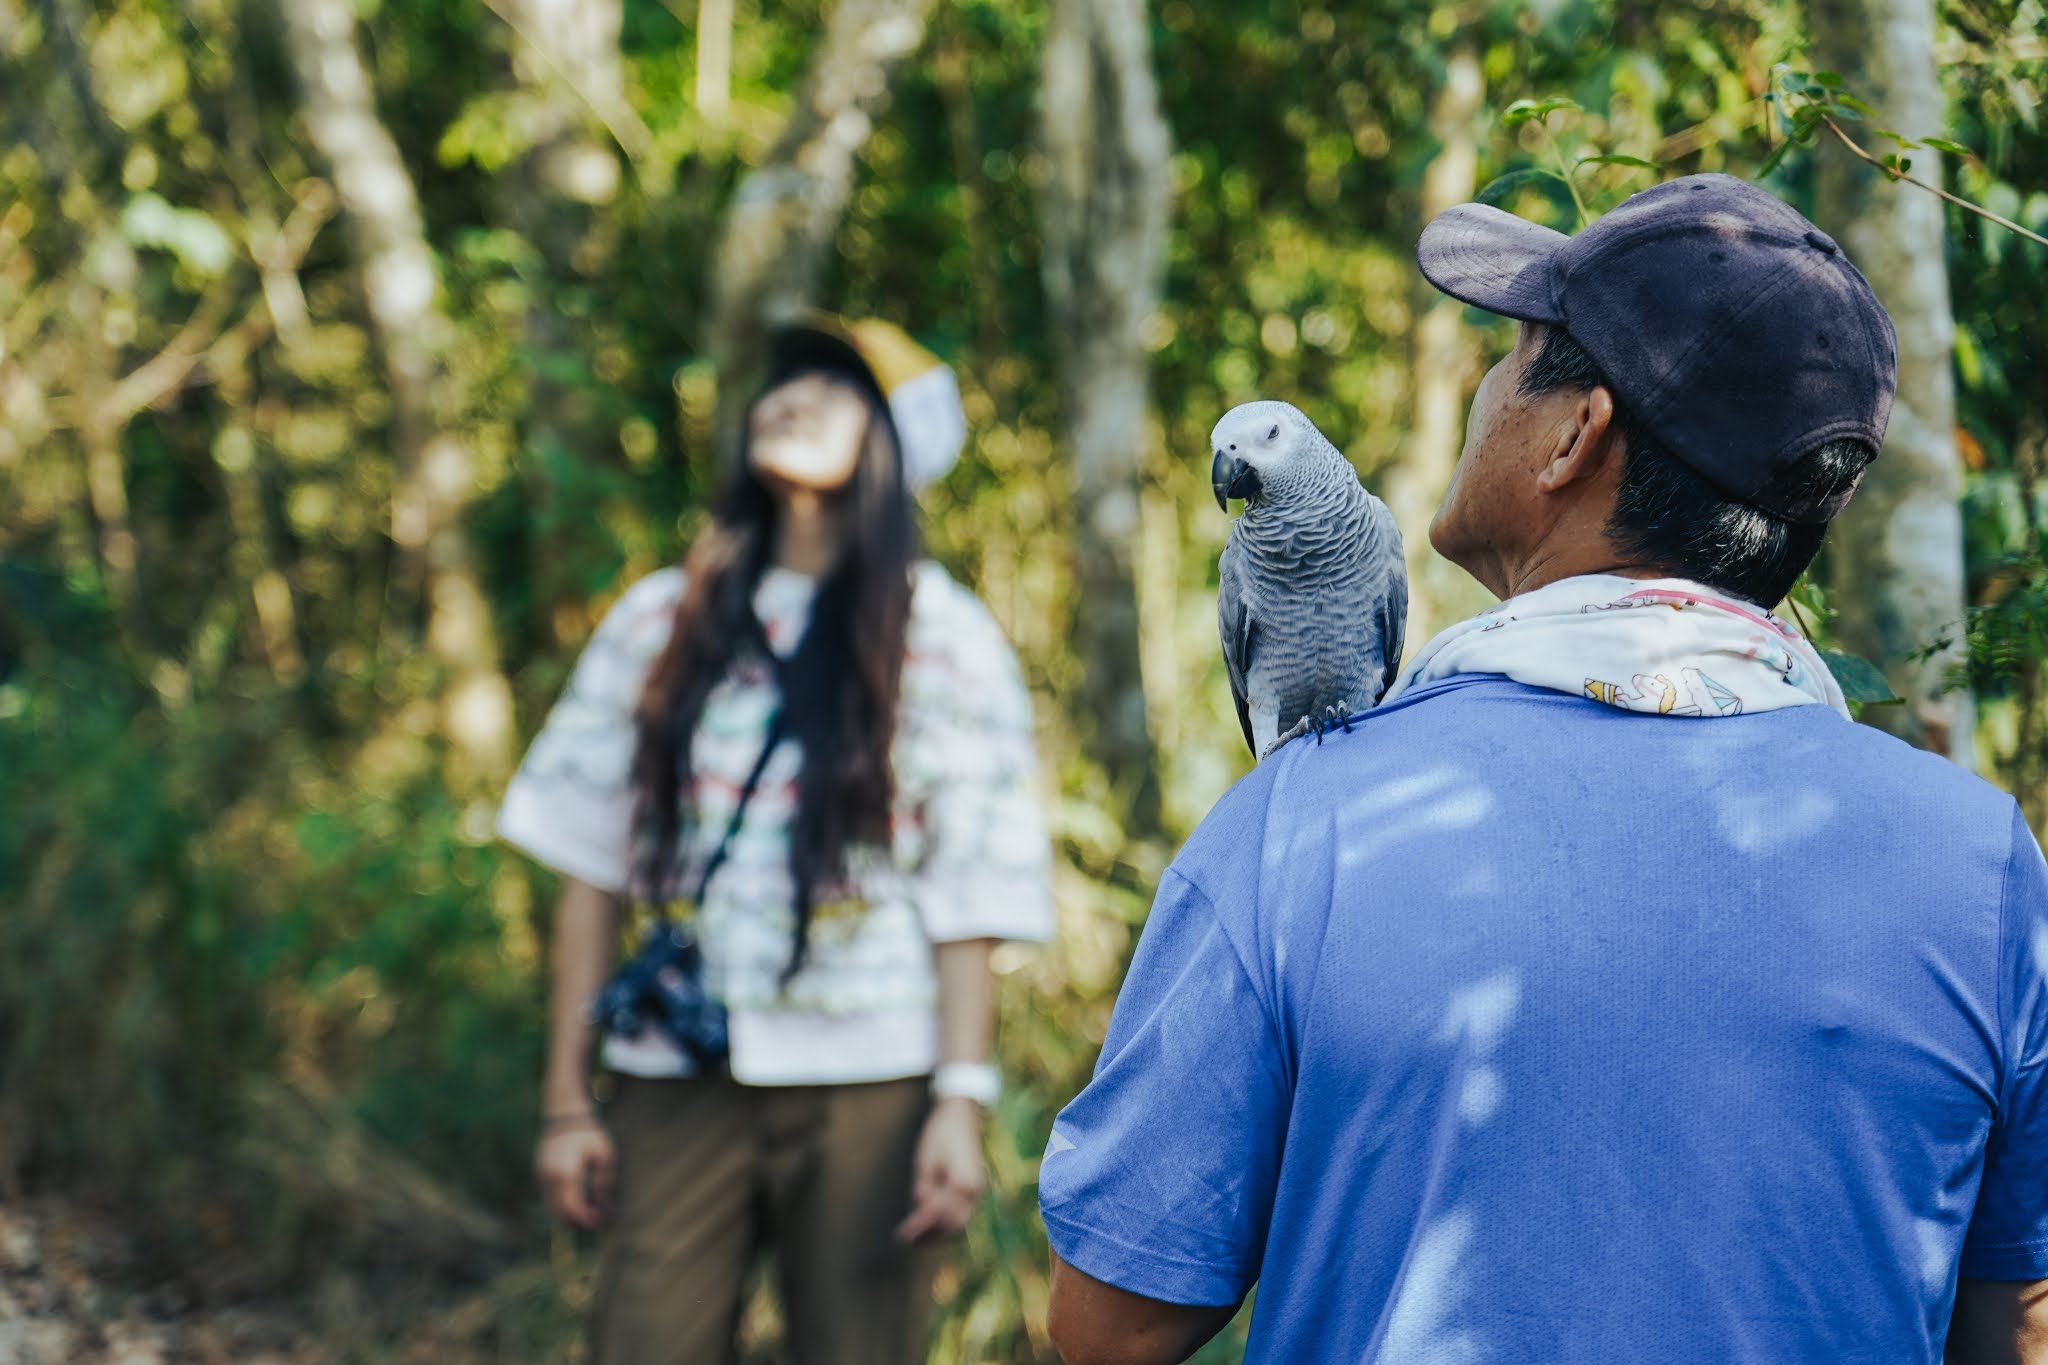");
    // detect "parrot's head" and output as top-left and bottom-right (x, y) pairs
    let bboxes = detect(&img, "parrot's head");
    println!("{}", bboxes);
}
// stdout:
(1210, 400), (1322, 512)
